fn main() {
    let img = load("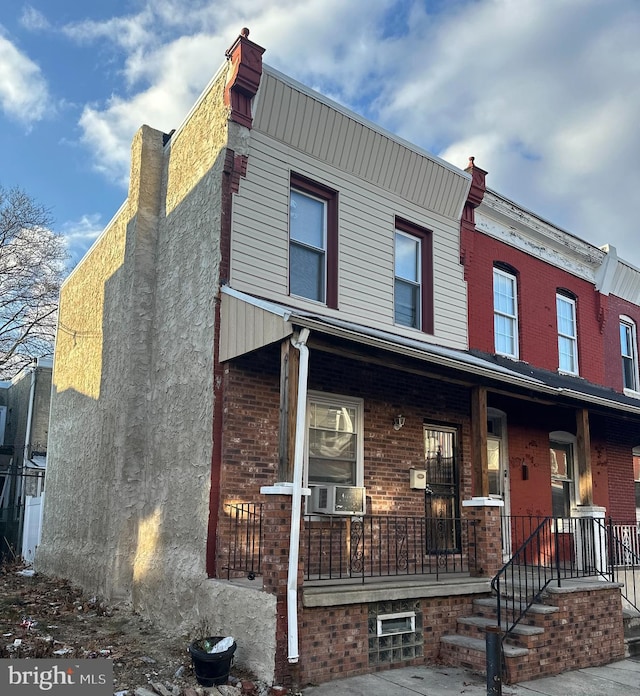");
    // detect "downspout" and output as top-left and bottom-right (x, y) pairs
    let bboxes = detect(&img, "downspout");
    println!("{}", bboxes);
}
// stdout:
(287, 327), (310, 666)
(20, 364), (37, 504)
(24, 365), (37, 466)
